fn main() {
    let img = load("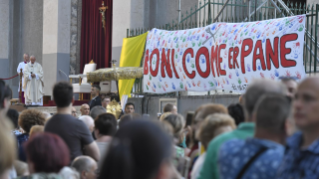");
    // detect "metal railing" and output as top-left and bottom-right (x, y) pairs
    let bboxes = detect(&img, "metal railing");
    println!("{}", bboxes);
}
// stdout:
(128, 0), (319, 94)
